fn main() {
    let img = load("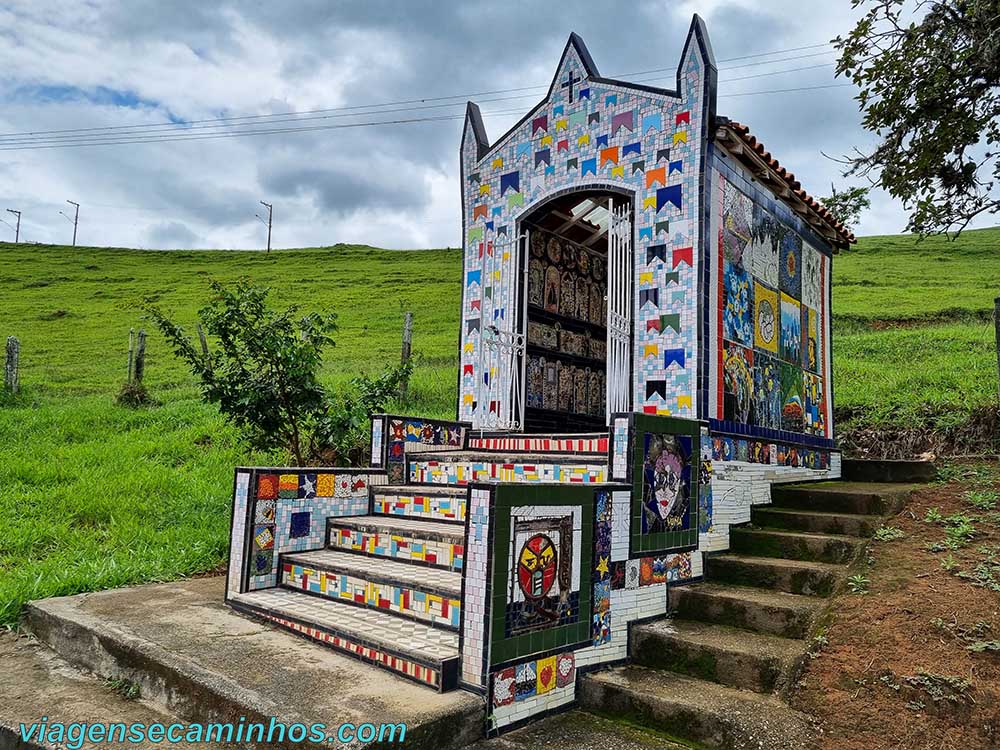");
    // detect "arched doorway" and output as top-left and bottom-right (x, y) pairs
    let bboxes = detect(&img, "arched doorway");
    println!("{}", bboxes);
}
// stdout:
(508, 189), (634, 433)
